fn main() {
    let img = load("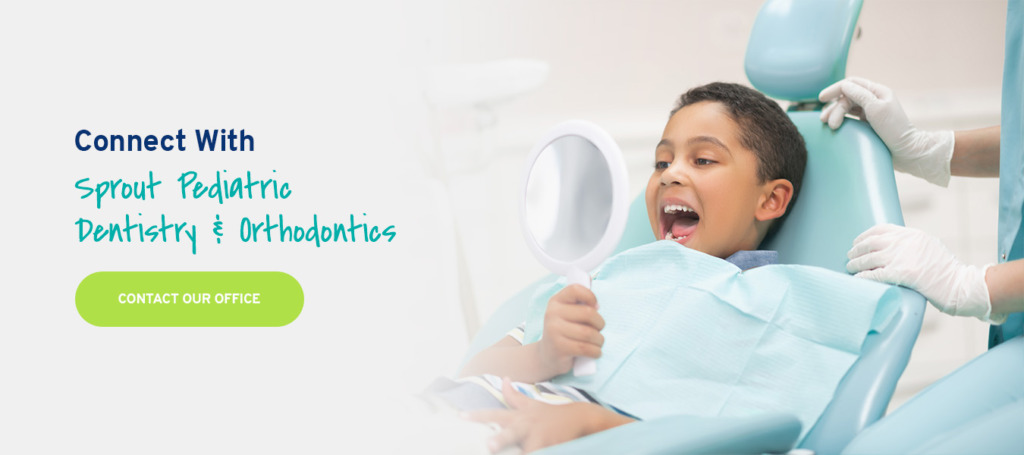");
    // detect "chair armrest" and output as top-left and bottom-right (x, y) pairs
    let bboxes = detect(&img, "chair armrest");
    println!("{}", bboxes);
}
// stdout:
(800, 286), (925, 454)
(536, 413), (802, 455)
